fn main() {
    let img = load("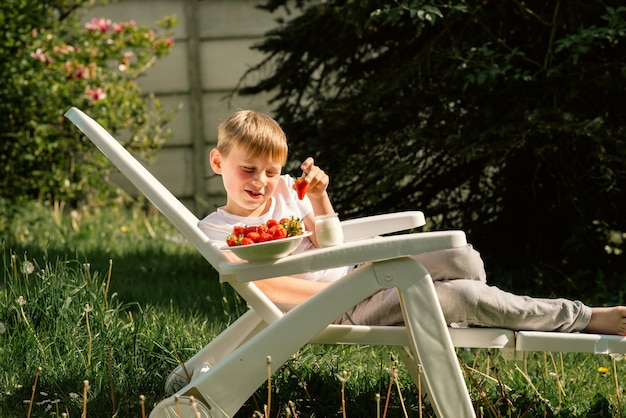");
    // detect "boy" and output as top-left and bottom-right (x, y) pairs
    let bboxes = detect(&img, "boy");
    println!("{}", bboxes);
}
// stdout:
(198, 110), (626, 335)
